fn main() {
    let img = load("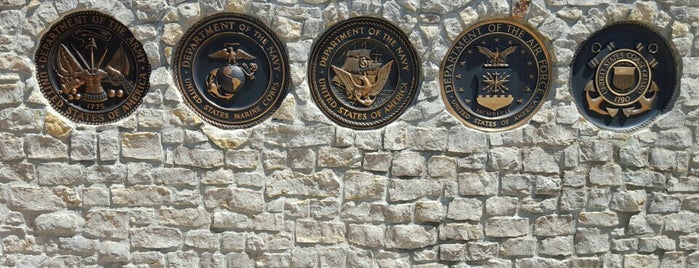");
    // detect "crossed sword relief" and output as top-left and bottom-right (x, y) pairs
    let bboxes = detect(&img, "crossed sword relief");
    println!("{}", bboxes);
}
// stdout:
(56, 30), (133, 103)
